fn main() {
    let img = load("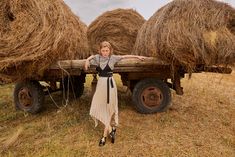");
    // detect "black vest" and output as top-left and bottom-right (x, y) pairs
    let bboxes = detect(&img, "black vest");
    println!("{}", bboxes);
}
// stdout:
(96, 56), (114, 104)
(96, 56), (113, 77)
